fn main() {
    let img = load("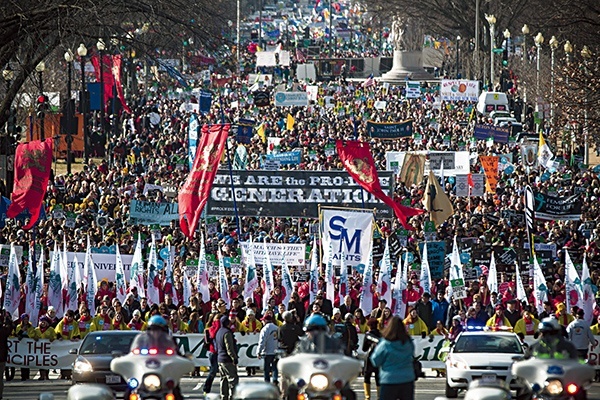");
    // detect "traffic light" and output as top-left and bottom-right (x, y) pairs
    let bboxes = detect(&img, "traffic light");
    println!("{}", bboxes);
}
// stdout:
(36, 94), (49, 118)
